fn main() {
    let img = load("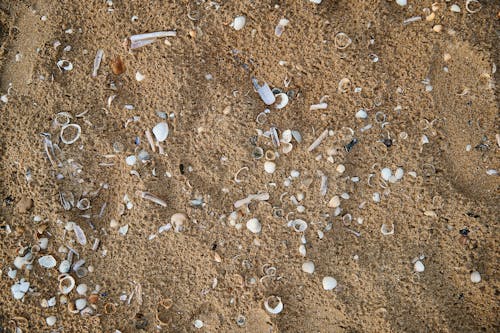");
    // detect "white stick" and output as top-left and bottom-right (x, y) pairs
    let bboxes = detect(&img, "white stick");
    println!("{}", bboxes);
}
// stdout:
(130, 31), (177, 42)
(92, 49), (104, 77)
(308, 129), (328, 152)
